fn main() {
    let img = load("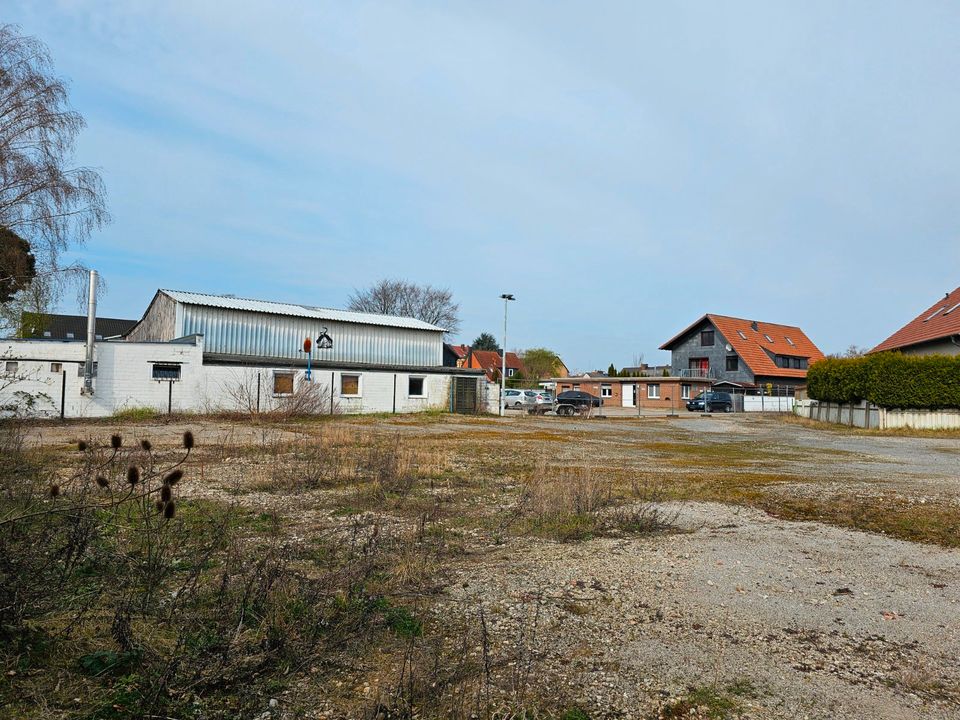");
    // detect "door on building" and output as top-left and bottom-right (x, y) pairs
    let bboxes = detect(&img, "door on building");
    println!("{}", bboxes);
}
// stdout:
(622, 383), (636, 407)
(452, 377), (478, 413)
